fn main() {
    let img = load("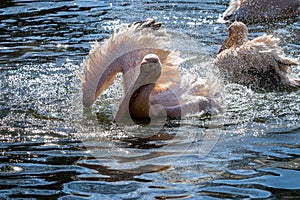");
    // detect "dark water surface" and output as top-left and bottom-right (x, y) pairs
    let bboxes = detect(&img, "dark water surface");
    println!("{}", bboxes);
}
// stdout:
(1, 0), (300, 199)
